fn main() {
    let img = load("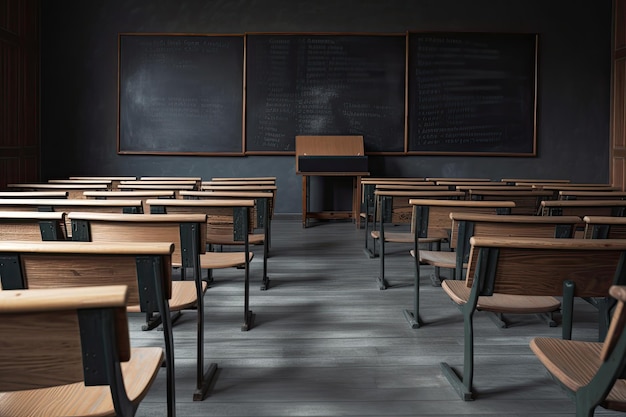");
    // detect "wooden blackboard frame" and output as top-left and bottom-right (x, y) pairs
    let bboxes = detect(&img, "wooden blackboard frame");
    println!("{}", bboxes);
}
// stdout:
(245, 32), (407, 155)
(117, 33), (245, 156)
(115, 31), (539, 157)
(406, 31), (538, 156)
